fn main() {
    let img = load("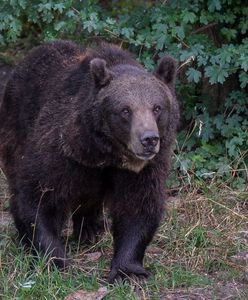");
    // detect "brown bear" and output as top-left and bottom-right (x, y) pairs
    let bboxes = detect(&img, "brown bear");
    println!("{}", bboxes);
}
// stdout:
(0, 40), (179, 283)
